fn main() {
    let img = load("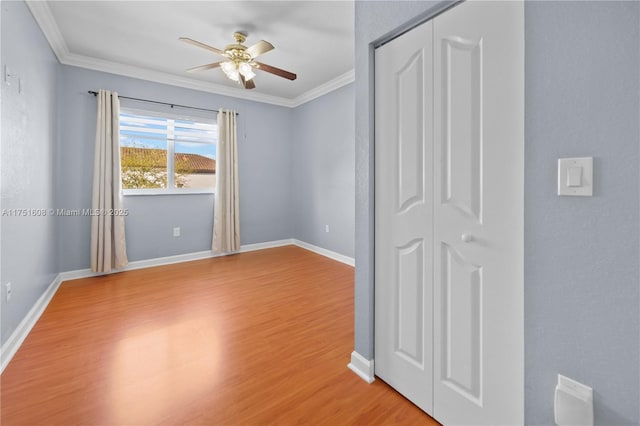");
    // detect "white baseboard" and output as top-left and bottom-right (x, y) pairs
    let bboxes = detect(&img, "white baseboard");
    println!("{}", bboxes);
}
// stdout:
(240, 239), (295, 253)
(292, 240), (355, 266)
(1, 238), (351, 373)
(61, 249), (224, 281)
(1, 274), (62, 373)
(348, 351), (375, 383)
(59, 239), (298, 282)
